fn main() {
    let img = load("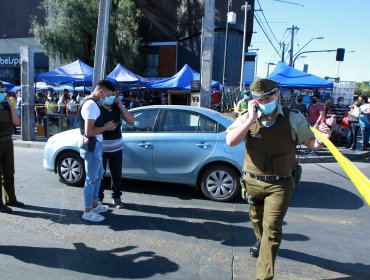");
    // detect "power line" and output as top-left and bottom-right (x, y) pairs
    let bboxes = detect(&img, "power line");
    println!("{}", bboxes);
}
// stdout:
(255, 0), (280, 46)
(254, 14), (281, 56)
